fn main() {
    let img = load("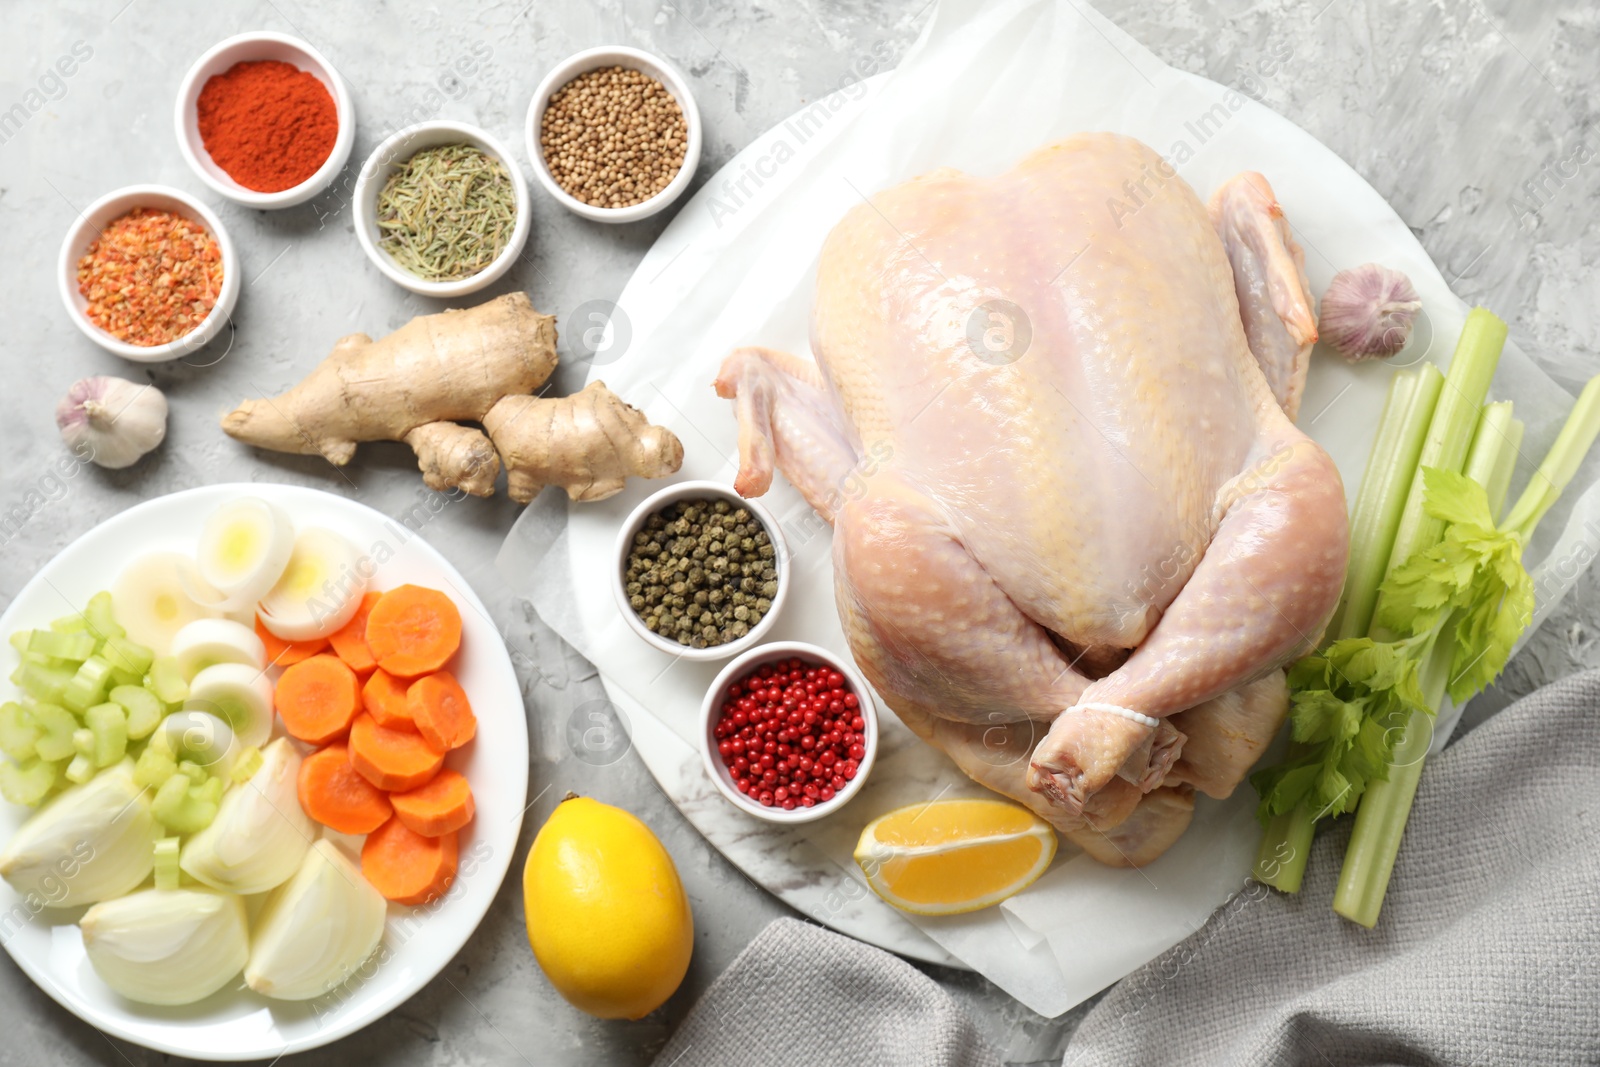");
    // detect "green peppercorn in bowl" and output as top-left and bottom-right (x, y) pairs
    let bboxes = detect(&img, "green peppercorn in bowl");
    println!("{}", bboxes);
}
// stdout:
(613, 480), (791, 662)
